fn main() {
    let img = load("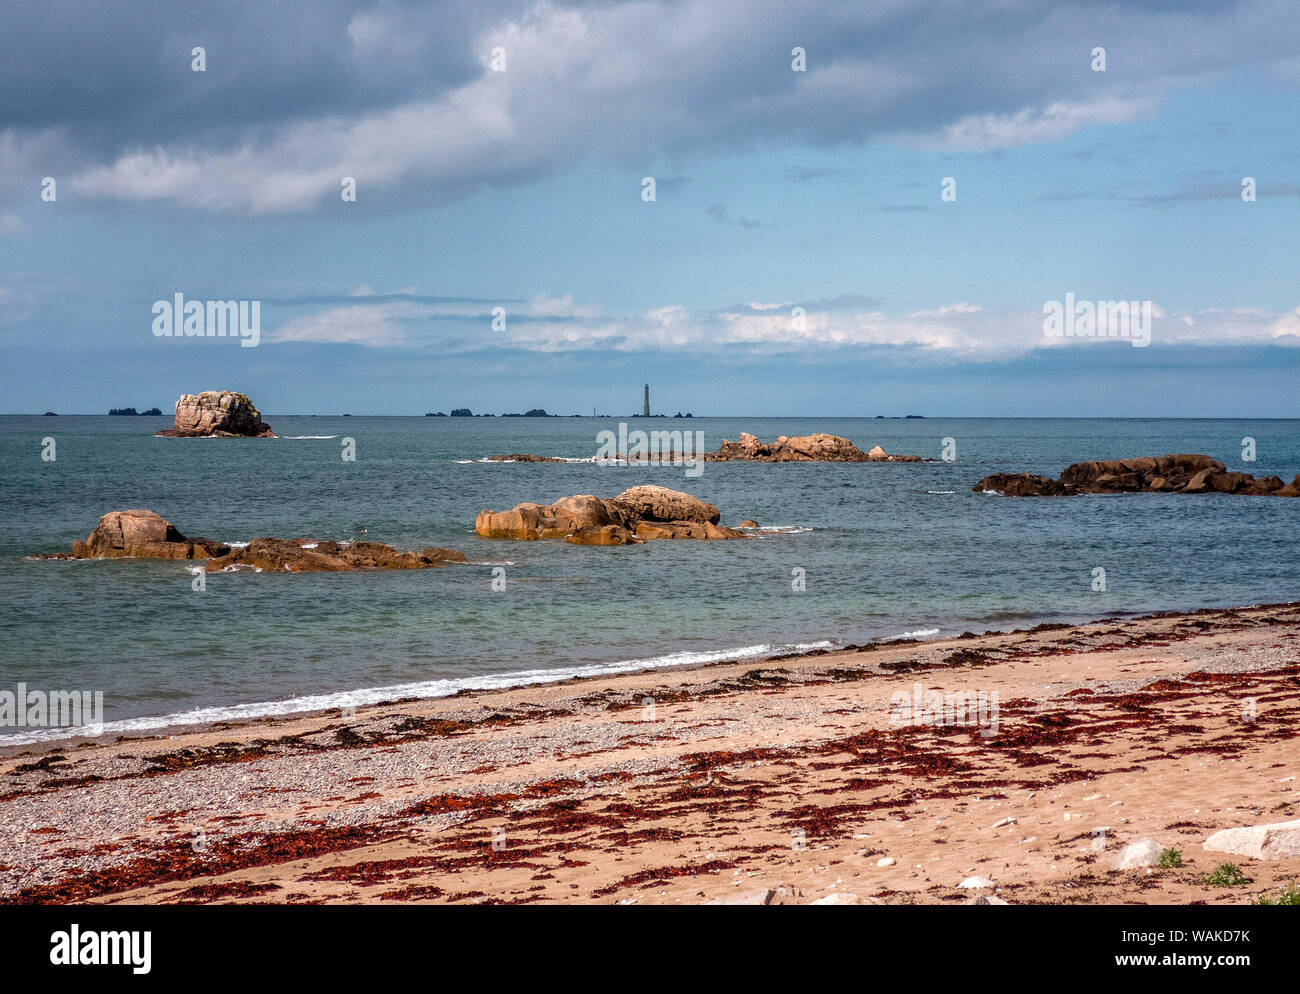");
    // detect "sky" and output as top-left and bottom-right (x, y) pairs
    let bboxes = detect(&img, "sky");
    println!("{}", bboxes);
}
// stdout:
(2, 0), (1300, 416)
